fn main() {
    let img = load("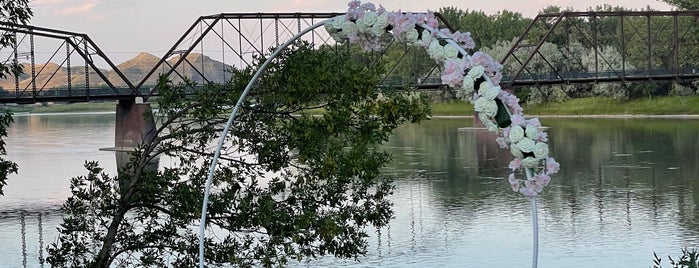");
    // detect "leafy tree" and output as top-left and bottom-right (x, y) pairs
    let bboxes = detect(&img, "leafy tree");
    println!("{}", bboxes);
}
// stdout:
(438, 7), (530, 49)
(0, 0), (33, 80)
(47, 42), (430, 267)
(658, 0), (699, 10)
(579, 45), (634, 99)
(0, 0), (32, 195)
